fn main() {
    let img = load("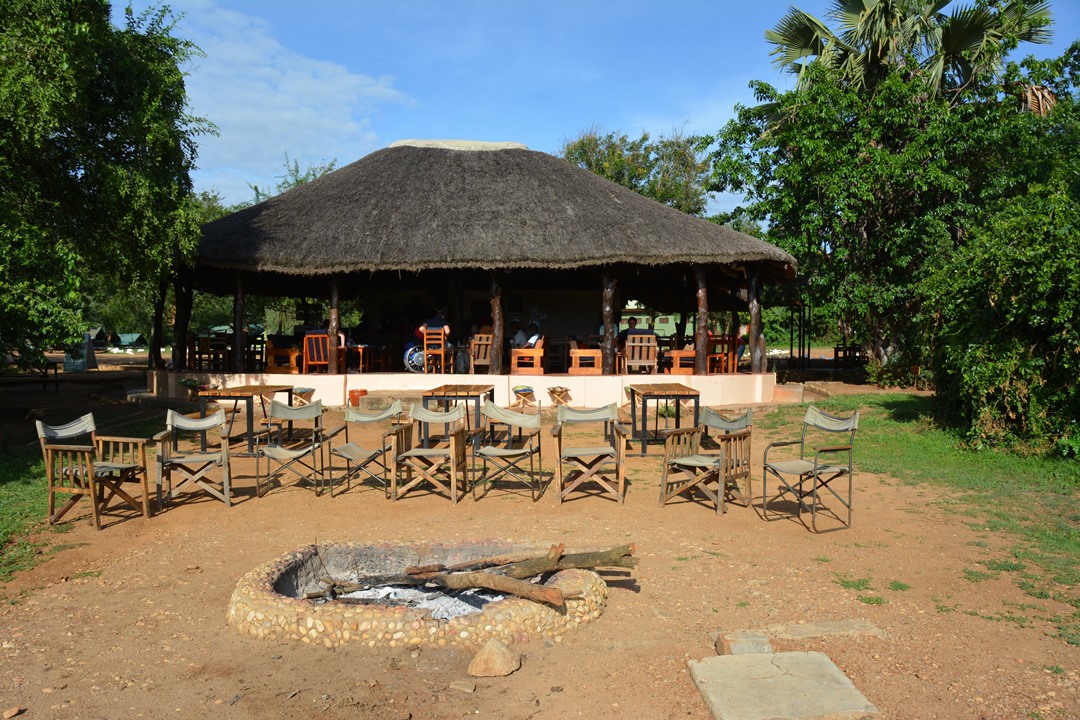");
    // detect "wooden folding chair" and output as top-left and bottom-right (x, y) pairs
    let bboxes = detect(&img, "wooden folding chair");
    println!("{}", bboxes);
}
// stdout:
(327, 400), (404, 497)
(659, 408), (752, 514)
(155, 409), (233, 508)
(257, 400), (328, 497)
(37, 413), (151, 529)
(391, 404), (468, 502)
(551, 404), (628, 504)
(469, 333), (493, 374)
(470, 400), (544, 501)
